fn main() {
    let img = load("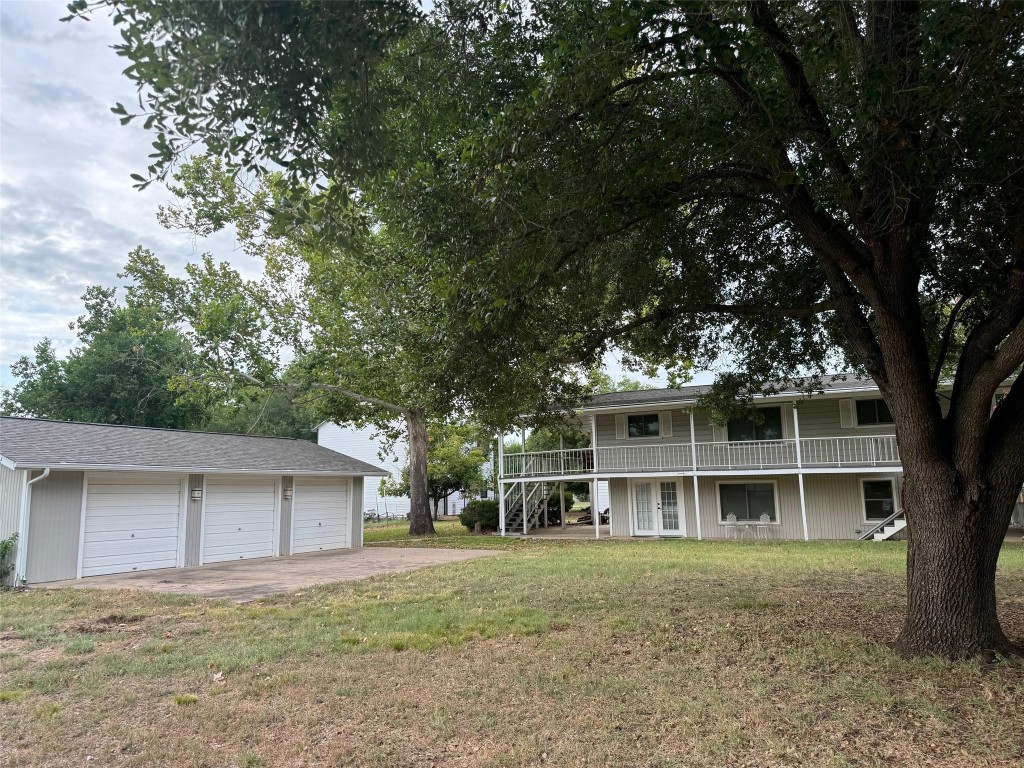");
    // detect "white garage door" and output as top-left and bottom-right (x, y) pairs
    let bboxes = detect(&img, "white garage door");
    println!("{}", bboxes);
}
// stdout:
(82, 473), (185, 578)
(202, 475), (278, 563)
(292, 477), (350, 553)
